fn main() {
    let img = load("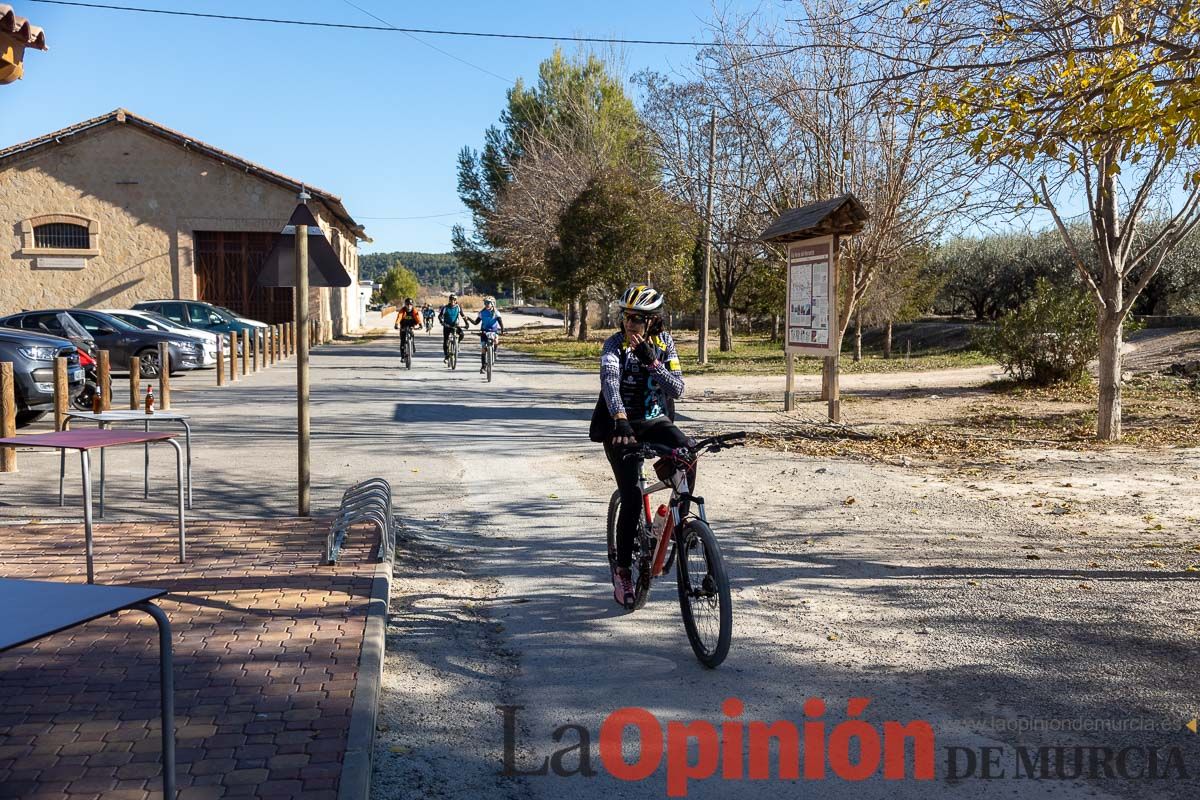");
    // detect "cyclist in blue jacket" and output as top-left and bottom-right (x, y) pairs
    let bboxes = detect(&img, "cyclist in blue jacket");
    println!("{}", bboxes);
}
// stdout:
(438, 293), (469, 364)
(468, 296), (505, 373)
